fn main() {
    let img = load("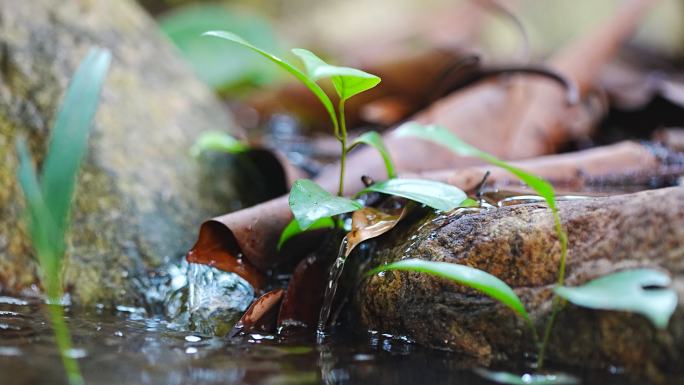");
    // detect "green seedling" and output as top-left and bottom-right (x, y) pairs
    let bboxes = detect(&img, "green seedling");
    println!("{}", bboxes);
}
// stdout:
(394, 122), (566, 368)
(204, 31), (382, 197)
(16, 48), (111, 385)
(205, 32), (470, 244)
